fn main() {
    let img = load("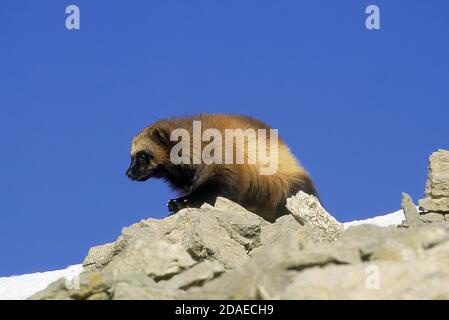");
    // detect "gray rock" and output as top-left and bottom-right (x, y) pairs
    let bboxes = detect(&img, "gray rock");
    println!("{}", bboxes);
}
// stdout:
(280, 255), (449, 299)
(31, 168), (449, 301)
(29, 278), (74, 300)
(416, 150), (449, 224)
(182, 232), (360, 300)
(209, 198), (270, 252)
(111, 273), (177, 300)
(83, 204), (264, 274)
(181, 234), (306, 299)
(364, 227), (448, 261)
(181, 212), (250, 270)
(280, 237), (449, 299)
(30, 271), (114, 300)
(286, 191), (343, 241)
(152, 206), (261, 269)
(214, 197), (259, 216)
(104, 239), (195, 280)
(425, 149), (449, 198)
(419, 197), (449, 213)
(183, 224), (449, 300)
(401, 193), (422, 227)
(83, 242), (116, 270)
(83, 218), (162, 271)
(344, 224), (449, 261)
(420, 212), (445, 223)
(87, 292), (110, 300)
(160, 260), (225, 290)
(31, 270), (180, 300)
(33, 207), (449, 300)
(258, 214), (305, 248)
